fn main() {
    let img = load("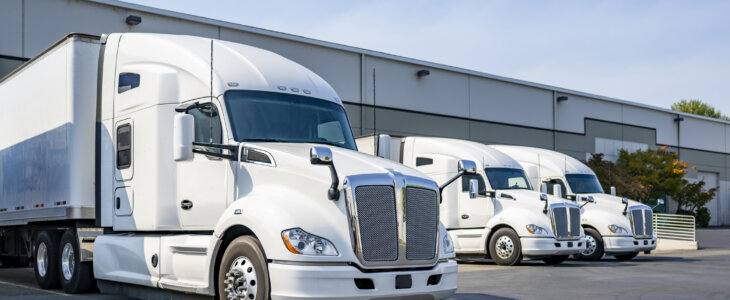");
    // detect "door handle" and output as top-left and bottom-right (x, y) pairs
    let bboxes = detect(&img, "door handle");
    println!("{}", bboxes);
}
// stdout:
(116, 197), (121, 210)
(181, 200), (193, 210)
